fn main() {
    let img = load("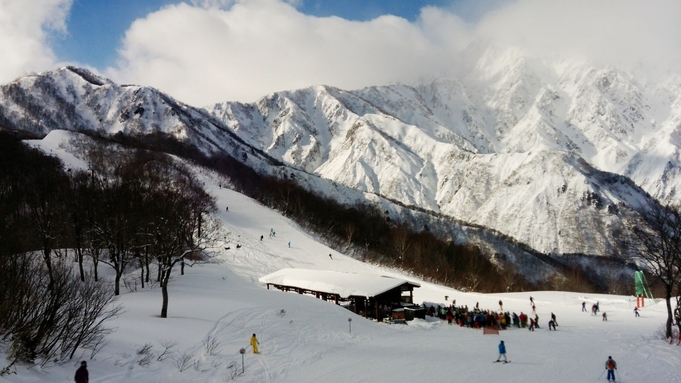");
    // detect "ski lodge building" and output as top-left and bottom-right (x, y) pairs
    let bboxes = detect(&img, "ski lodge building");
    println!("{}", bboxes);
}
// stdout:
(259, 268), (422, 322)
